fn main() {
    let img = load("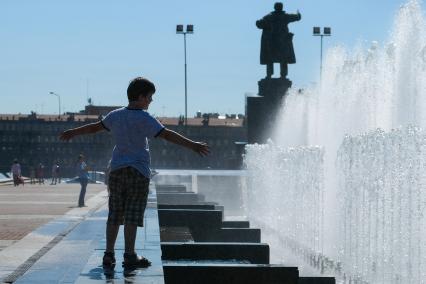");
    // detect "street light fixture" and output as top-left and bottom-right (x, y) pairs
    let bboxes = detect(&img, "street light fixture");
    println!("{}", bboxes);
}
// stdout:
(49, 91), (61, 118)
(176, 24), (194, 126)
(313, 26), (332, 81)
